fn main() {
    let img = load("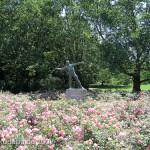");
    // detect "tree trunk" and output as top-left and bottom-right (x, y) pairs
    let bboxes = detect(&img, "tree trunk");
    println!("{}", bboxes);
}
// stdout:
(101, 81), (104, 86)
(132, 73), (141, 92)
